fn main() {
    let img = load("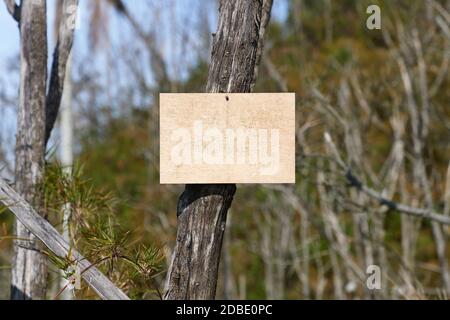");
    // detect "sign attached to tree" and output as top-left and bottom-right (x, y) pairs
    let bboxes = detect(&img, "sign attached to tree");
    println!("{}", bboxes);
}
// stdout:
(159, 93), (295, 184)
